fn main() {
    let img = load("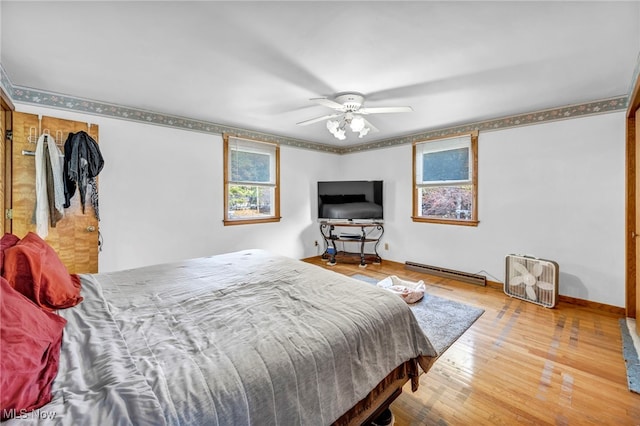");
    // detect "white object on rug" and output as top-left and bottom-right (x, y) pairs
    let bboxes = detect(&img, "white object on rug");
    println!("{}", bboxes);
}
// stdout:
(377, 275), (425, 304)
